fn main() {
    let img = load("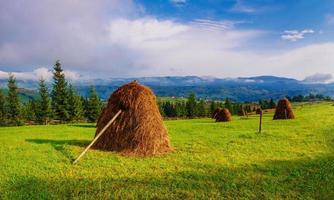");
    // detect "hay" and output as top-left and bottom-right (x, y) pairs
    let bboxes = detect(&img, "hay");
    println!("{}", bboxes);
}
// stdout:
(273, 98), (295, 120)
(215, 108), (232, 122)
(212, 108), (222, 119)
(92, 81), (171, 156)
(256, 108), (262, 114)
